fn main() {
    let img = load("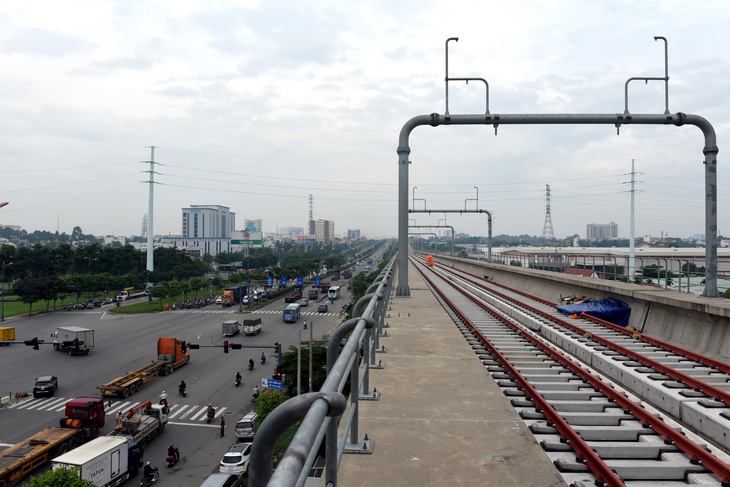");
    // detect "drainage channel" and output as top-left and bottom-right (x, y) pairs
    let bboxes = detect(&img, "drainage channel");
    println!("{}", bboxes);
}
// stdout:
(412, 256), (730, 487)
